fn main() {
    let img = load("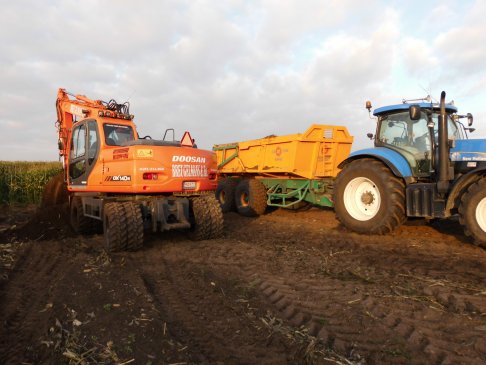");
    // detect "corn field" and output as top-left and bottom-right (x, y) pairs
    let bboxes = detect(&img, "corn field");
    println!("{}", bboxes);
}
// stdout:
(0, 161), (62, 204)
